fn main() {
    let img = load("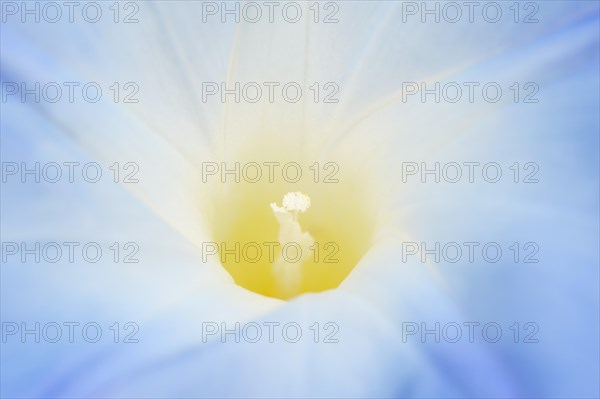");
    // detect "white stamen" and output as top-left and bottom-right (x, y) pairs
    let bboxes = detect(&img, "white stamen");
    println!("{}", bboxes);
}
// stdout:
(270, 192), (315, 297)
(282, 191), (311, 213)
